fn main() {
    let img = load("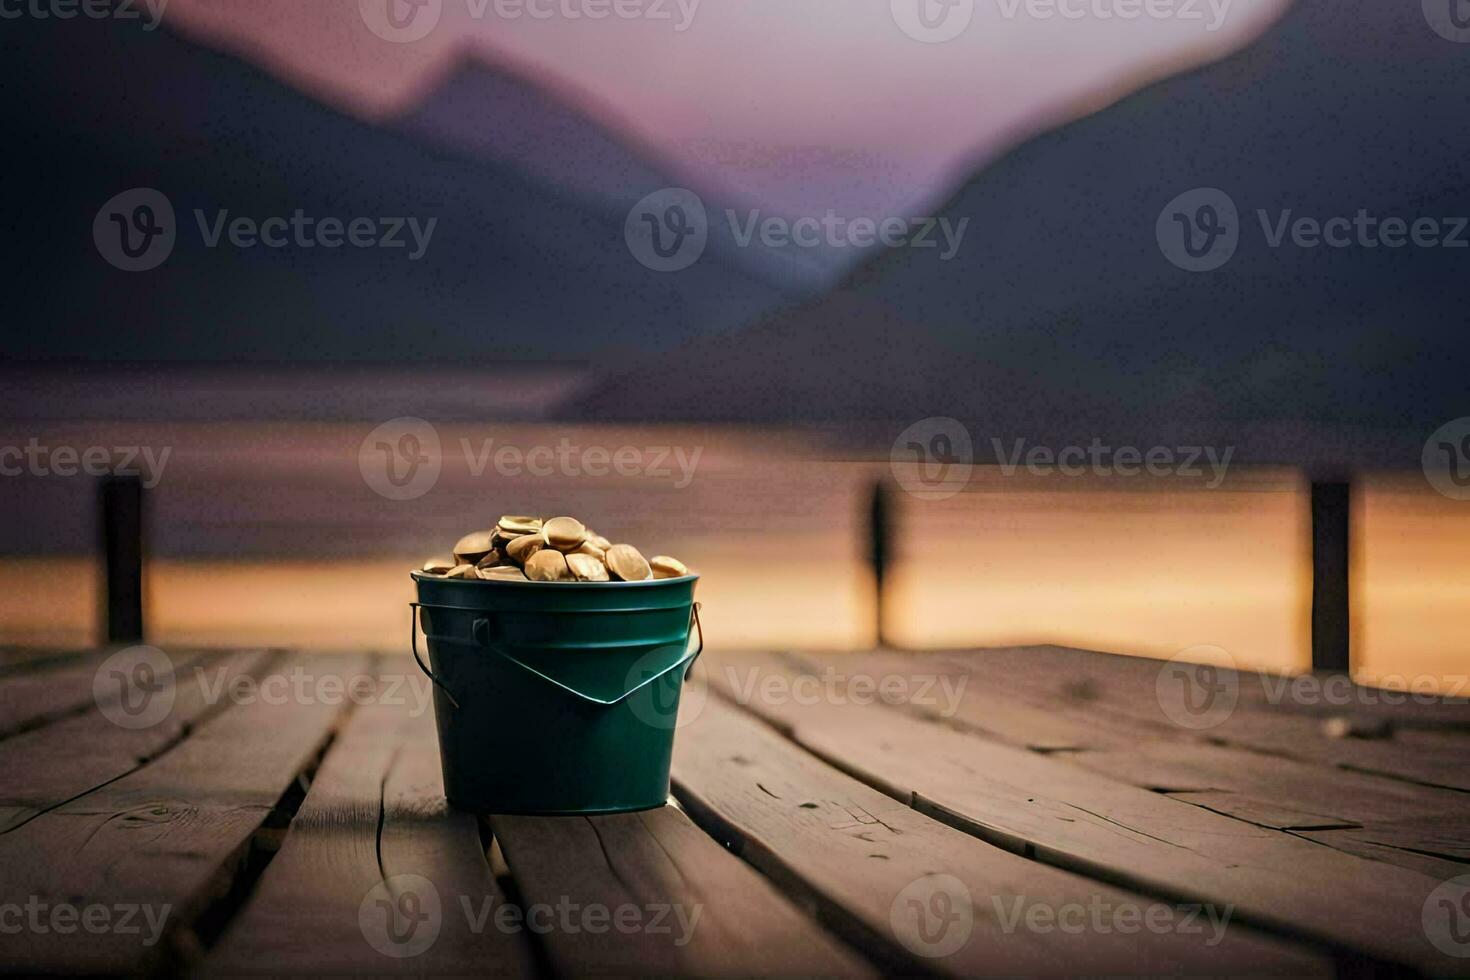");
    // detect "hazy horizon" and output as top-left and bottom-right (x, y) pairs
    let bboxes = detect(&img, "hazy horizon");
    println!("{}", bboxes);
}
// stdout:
(161, 0), (1292, 218)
